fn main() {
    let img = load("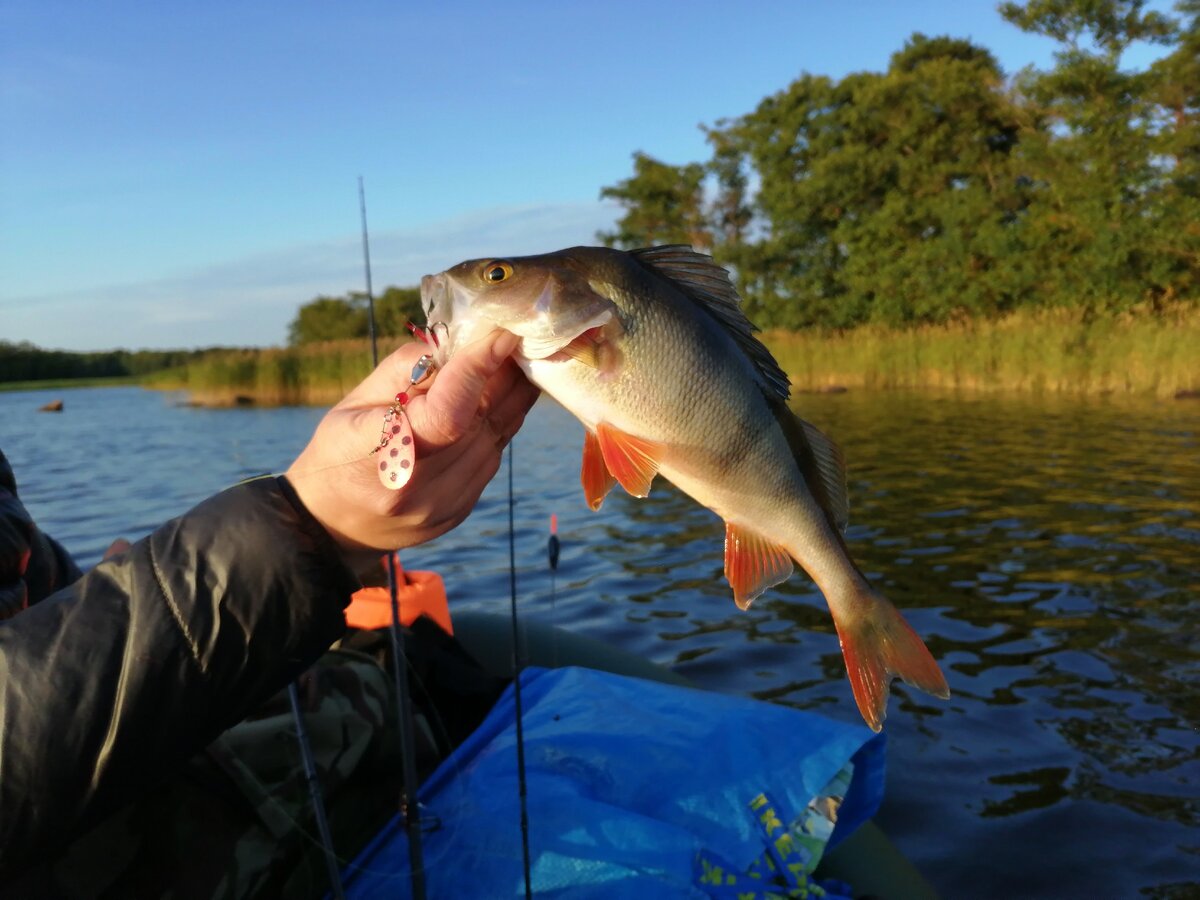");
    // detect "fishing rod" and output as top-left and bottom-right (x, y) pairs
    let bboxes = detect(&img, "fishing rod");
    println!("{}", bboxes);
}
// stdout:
(360, 176), (427, 899)
(287, 682), (345, 899)
(358, 177), (532, 897)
